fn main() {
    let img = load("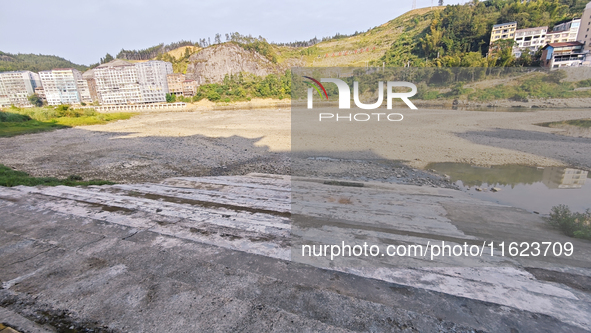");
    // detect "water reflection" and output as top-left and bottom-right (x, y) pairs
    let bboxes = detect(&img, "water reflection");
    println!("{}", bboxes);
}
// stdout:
(428, 163), (591, 214)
